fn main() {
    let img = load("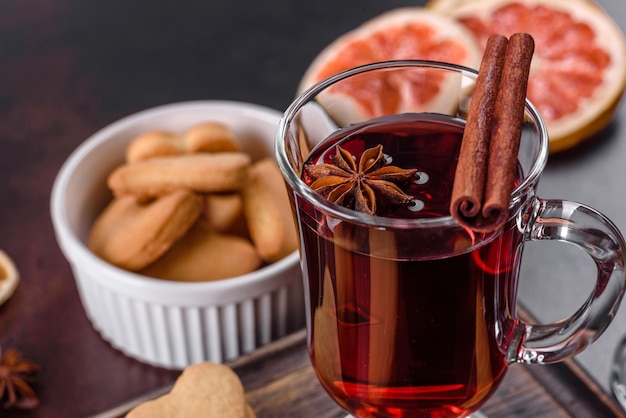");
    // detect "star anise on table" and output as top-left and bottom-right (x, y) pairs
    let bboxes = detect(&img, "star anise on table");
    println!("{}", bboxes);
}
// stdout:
(0, 346), (40, 410)
(304, 144), (417, 215)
